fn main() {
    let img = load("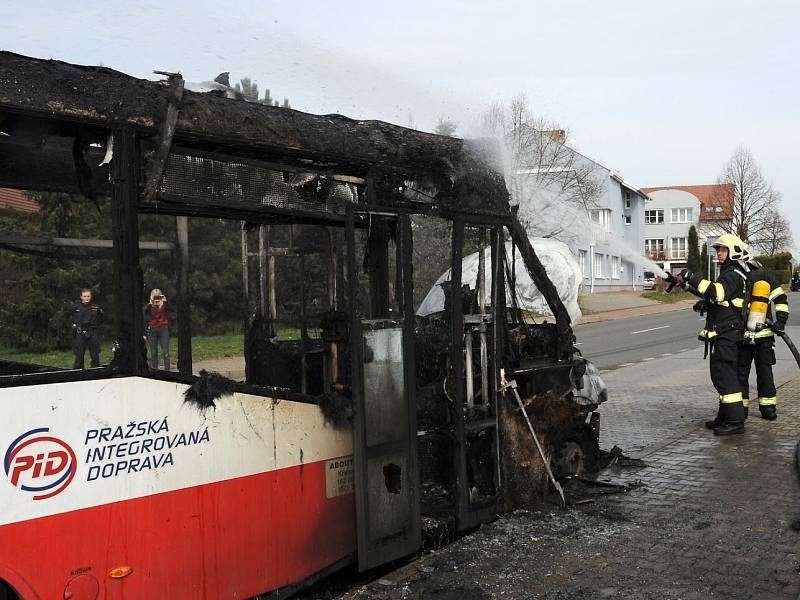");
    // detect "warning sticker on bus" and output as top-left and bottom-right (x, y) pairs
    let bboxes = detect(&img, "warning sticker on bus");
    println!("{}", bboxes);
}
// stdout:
(325, 456), (354, 498)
